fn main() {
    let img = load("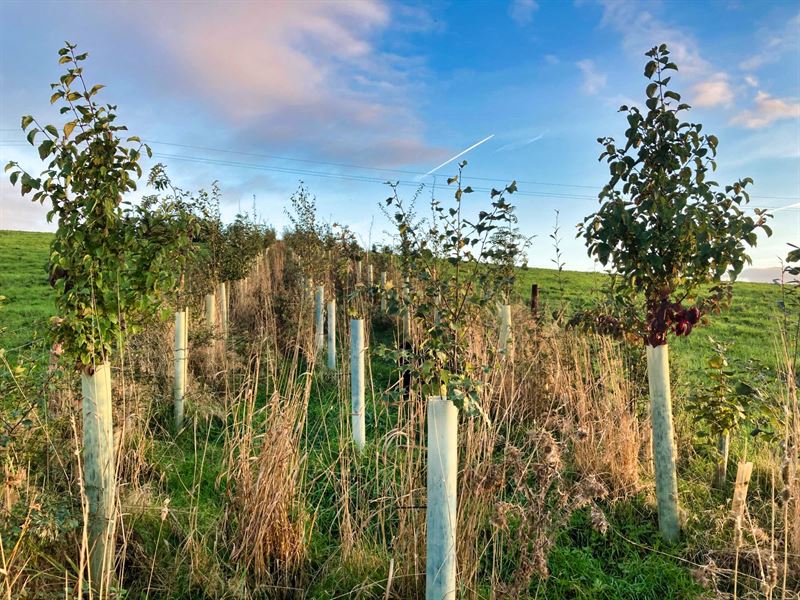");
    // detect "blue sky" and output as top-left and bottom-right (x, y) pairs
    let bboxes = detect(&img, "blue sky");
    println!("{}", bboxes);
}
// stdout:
(1, 0), (798, 275)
